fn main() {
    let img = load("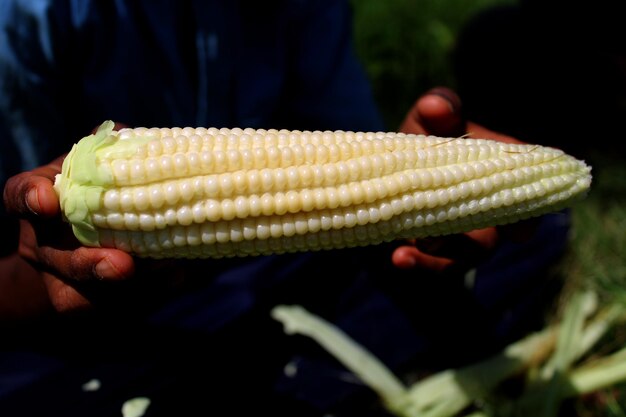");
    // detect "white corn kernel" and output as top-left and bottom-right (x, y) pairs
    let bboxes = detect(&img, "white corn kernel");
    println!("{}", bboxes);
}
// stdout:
(54, 121), (592, 259)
